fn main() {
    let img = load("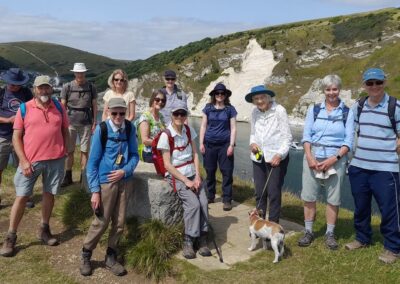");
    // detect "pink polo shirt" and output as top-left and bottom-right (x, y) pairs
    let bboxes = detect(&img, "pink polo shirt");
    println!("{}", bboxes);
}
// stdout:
(13, 99), (69, 163)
